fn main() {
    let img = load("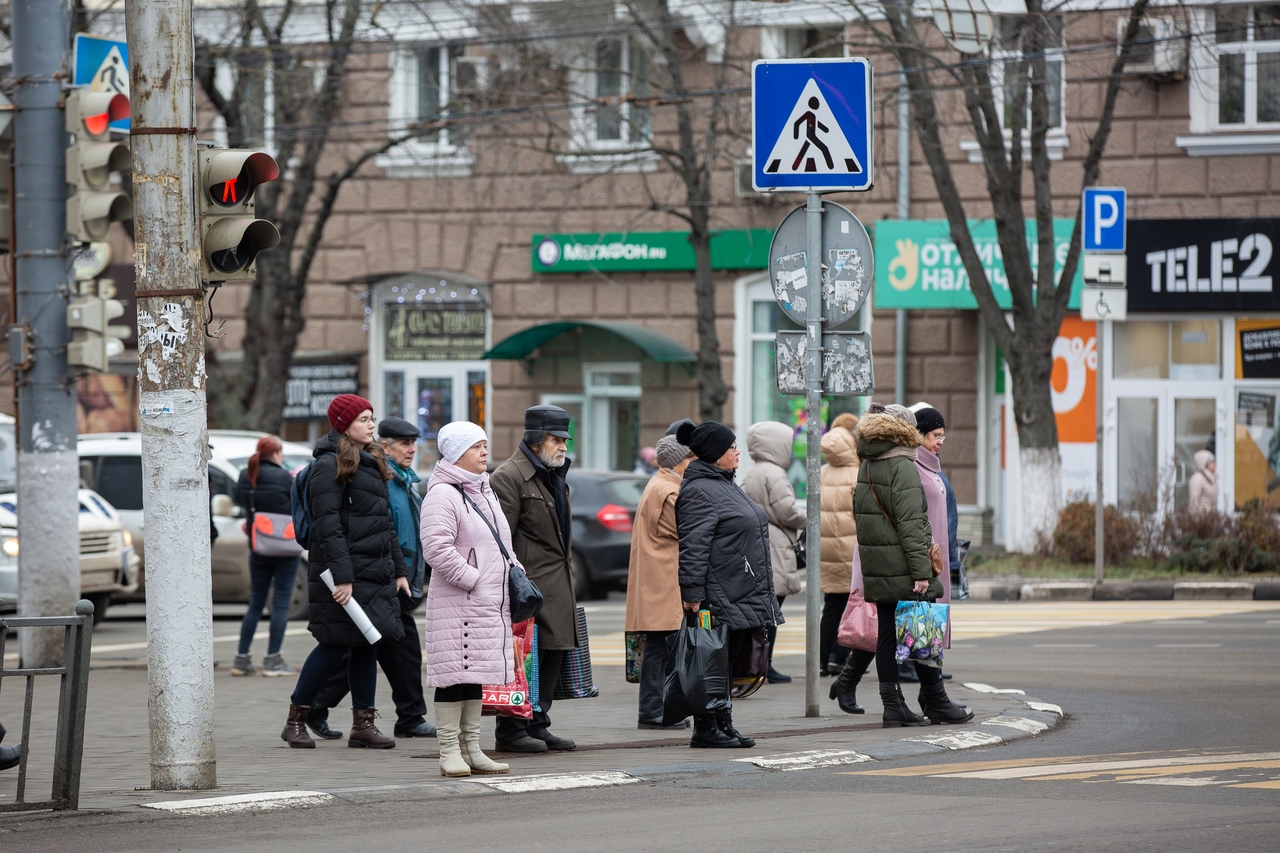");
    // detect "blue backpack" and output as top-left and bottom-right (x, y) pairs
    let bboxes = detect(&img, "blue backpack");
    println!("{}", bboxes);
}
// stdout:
(290, 463), (316, 550)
